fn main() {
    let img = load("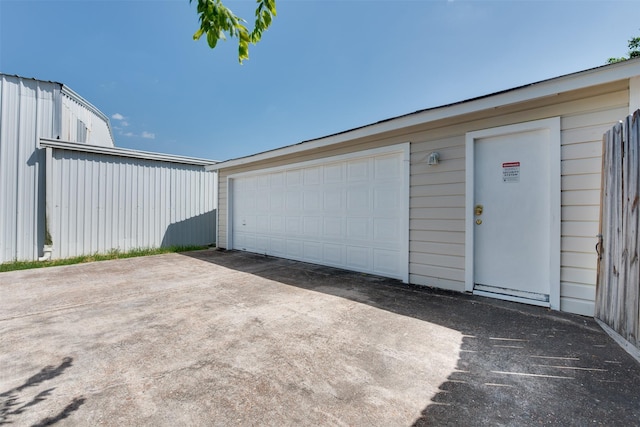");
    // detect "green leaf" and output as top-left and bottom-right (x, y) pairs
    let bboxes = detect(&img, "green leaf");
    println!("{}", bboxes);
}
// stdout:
(191, 0), (277, 63)
(264, 0), (277, 15)
(207, 31), (218, 49)
(262, 10), (272, 27)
